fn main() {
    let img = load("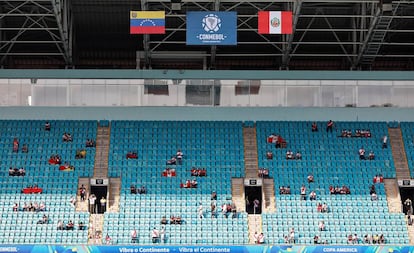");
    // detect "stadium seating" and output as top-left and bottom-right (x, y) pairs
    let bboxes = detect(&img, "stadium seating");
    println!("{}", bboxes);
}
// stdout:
(104, 121), (248, 244)
(257, 121), (408, 244)
(400, 122), (414, 177)
(0, 120), (96, 244)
